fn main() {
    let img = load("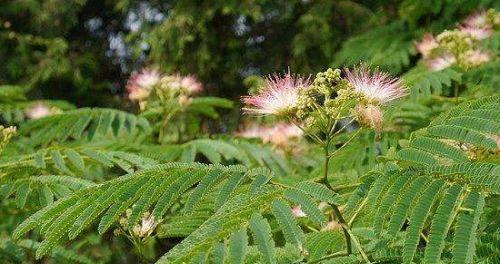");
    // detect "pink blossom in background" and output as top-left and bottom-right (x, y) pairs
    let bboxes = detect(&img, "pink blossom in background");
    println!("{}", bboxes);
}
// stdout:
(235, 122), (303, 147)
(464, 49), (491, 66)
(180, 75), (203, 94)
(459, 10), (493, 40)
(462, 10), (489, 28)
(458, 24), (493, 40)
(126, 68), (160, 100)
(25, 103), (52, 119)
(415, 33), (438, 57)
(425, 53), (456, 71)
